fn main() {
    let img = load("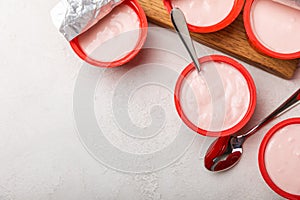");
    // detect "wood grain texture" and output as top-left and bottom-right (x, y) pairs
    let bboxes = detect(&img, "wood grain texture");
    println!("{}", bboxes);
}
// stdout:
(137, 0), (299, 79)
